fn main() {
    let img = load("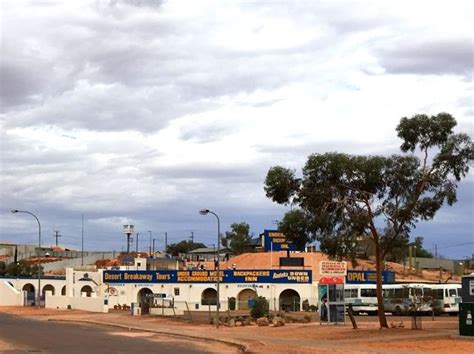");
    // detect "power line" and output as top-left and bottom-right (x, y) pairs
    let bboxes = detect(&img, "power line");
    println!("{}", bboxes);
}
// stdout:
(435, 241), (474, 250)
